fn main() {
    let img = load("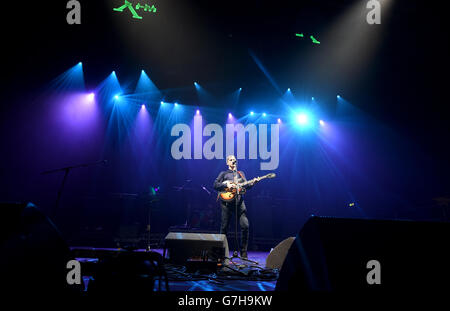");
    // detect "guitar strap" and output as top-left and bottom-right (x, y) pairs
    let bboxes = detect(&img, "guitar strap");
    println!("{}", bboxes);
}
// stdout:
(237, 171), (246, 181)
